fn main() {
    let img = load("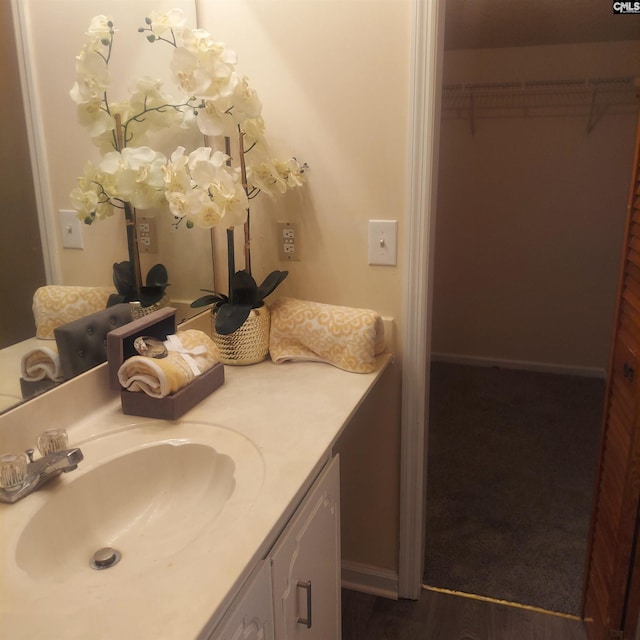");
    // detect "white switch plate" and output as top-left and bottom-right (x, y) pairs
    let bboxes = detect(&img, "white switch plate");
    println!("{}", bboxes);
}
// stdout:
(60, 210), (84, 249)
(368, 220), (397, 266)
